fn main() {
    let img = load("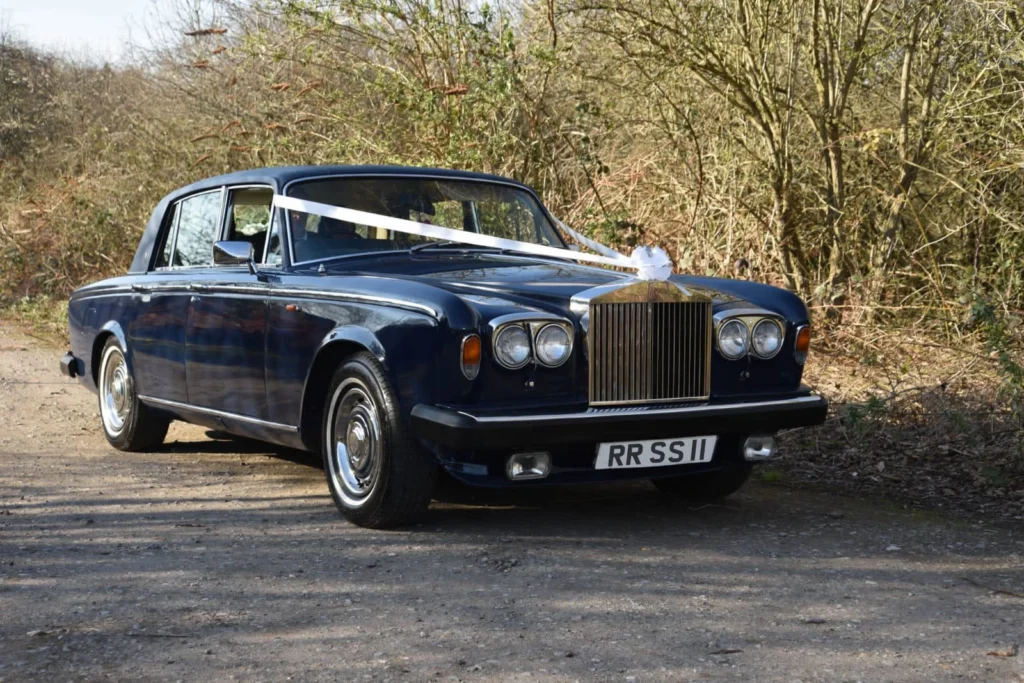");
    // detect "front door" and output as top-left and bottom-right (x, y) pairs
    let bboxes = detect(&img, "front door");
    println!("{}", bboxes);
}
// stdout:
(184, 186), (276, 420)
